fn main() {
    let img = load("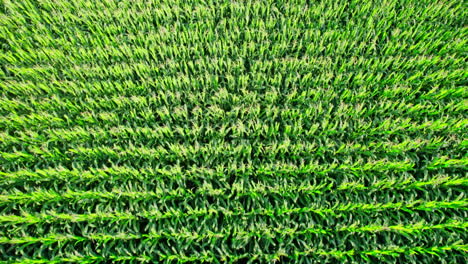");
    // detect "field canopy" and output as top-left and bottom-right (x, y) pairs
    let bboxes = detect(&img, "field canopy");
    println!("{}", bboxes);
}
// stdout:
(0, 0), (467, 263)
